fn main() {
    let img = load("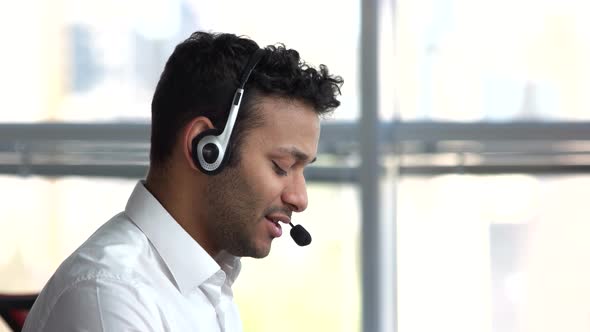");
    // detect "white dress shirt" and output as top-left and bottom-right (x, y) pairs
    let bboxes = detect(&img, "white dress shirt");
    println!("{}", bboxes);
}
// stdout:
(23, 181), (243, 332)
